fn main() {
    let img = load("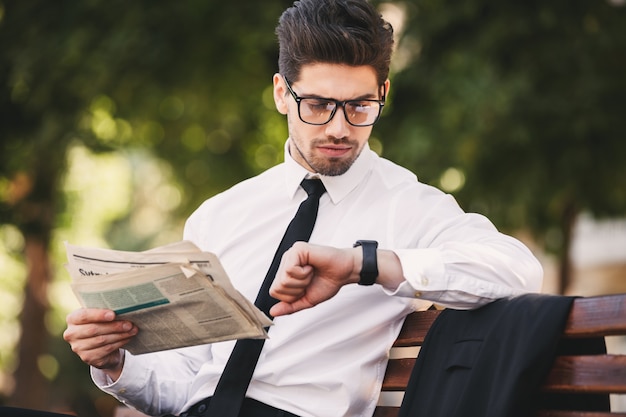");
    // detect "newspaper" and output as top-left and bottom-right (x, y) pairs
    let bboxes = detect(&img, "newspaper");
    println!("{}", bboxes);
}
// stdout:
(64, 241), (272, 355)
